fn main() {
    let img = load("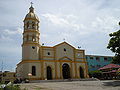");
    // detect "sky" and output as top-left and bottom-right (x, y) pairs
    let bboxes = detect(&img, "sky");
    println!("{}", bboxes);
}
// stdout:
(0, 0), (120, 71)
